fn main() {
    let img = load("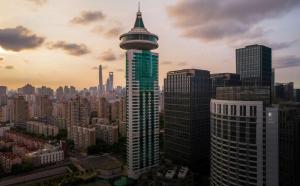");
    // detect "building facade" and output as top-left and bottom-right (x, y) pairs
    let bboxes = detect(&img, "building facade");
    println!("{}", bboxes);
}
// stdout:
(164, 69), (211, 169)
(120, 8), (159, 179)
(236, 45), (272, 87)
(211, 73), (240, 98)
(210, 87), (278, 186)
